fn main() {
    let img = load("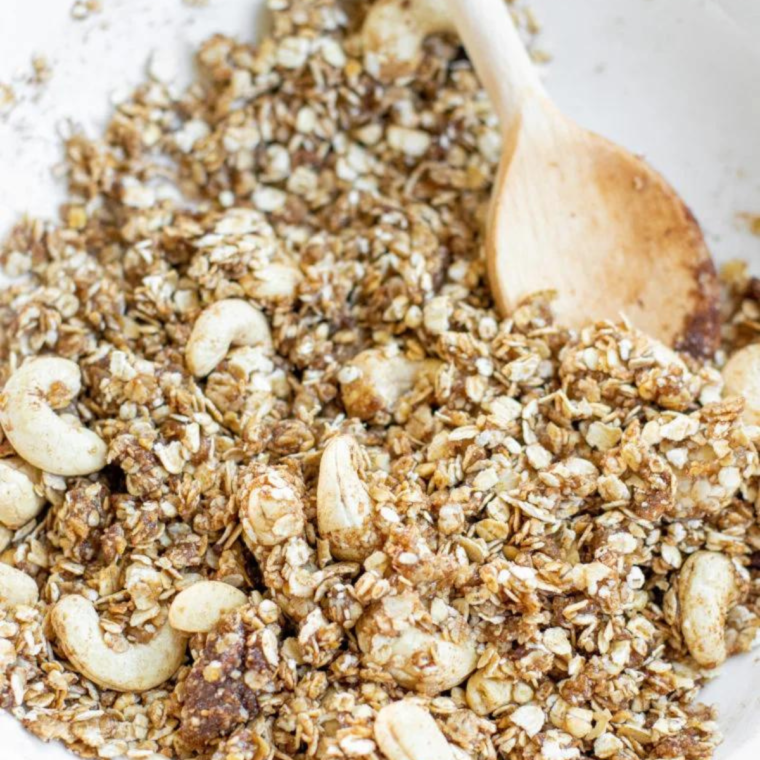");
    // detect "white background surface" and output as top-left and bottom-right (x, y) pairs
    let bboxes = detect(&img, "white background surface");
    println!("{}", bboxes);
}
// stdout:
(1, 0), (760, 758)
